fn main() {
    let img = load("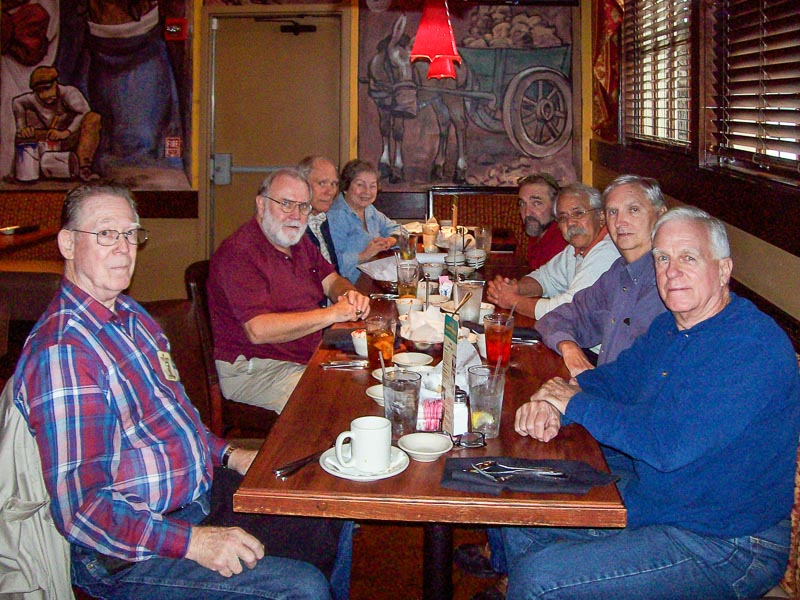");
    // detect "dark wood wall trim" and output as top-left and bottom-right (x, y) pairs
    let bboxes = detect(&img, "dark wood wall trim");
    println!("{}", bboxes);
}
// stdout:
(0, 190), (198, 219)
(591, 140), (800, 259)
(731, 279), (800, 353)
(135, 191), (198, 219)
